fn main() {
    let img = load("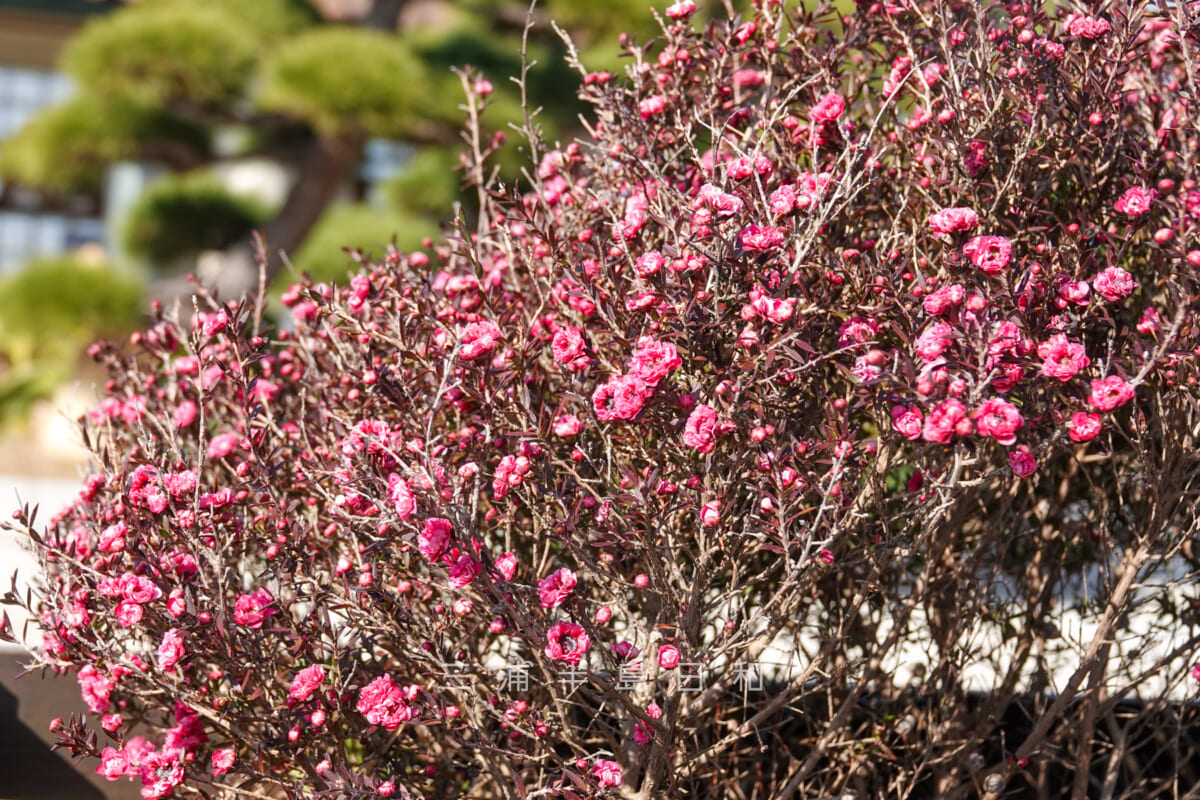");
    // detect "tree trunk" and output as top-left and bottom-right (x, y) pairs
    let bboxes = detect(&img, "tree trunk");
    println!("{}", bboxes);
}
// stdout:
(261, 133), (365, 273)
(364, 0), (406, 29)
